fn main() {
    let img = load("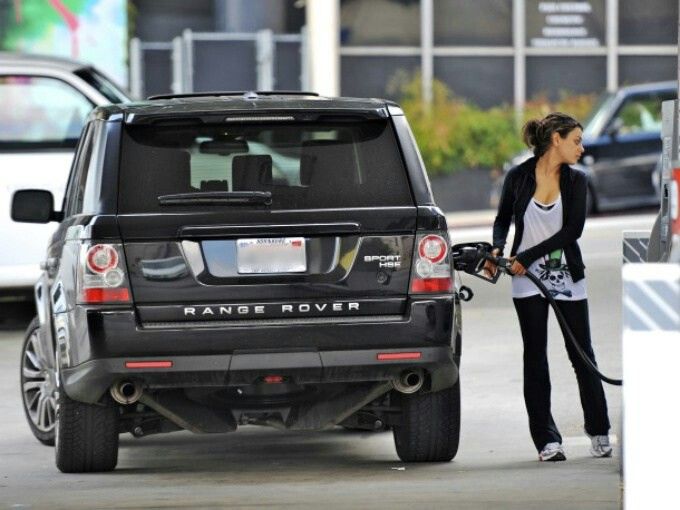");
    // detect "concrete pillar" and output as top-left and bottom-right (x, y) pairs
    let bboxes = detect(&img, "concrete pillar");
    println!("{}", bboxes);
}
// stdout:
(305, 0), (340, 97)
